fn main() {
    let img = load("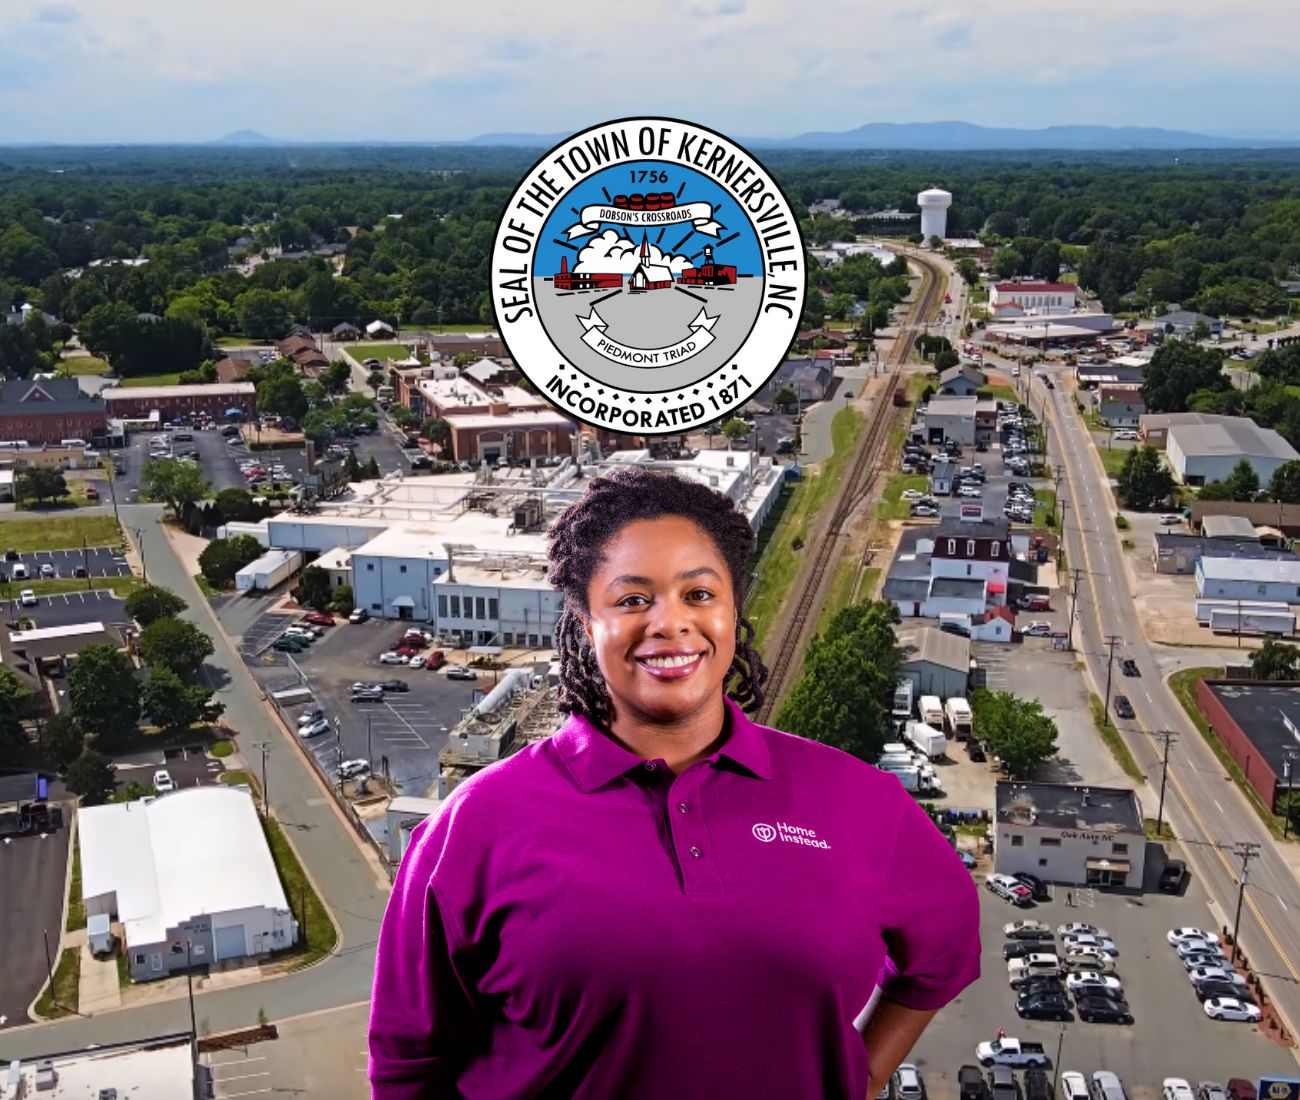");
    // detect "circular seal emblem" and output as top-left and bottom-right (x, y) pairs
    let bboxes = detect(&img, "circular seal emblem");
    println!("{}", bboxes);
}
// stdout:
(751, 823), (777, 843)
(491, 117), (806, 437)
